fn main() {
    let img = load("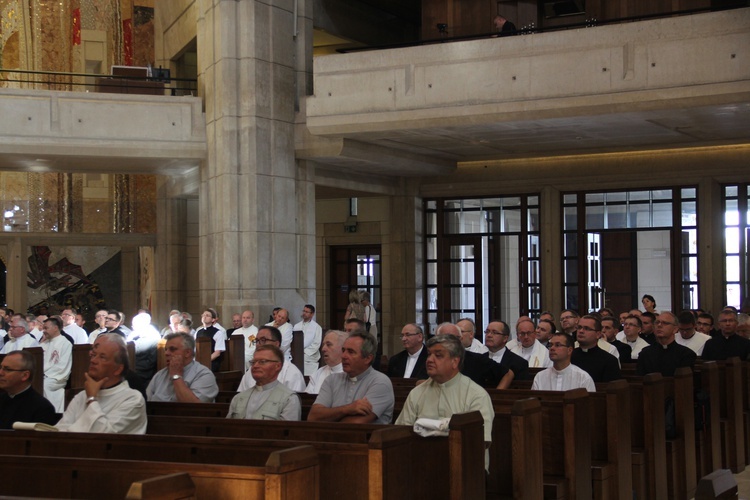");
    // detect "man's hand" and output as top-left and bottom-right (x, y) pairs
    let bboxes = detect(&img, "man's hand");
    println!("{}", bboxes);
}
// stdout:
(348, 397), (373, 416)
(167, 355), (184, 377)
(84, 372), (108, 399)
